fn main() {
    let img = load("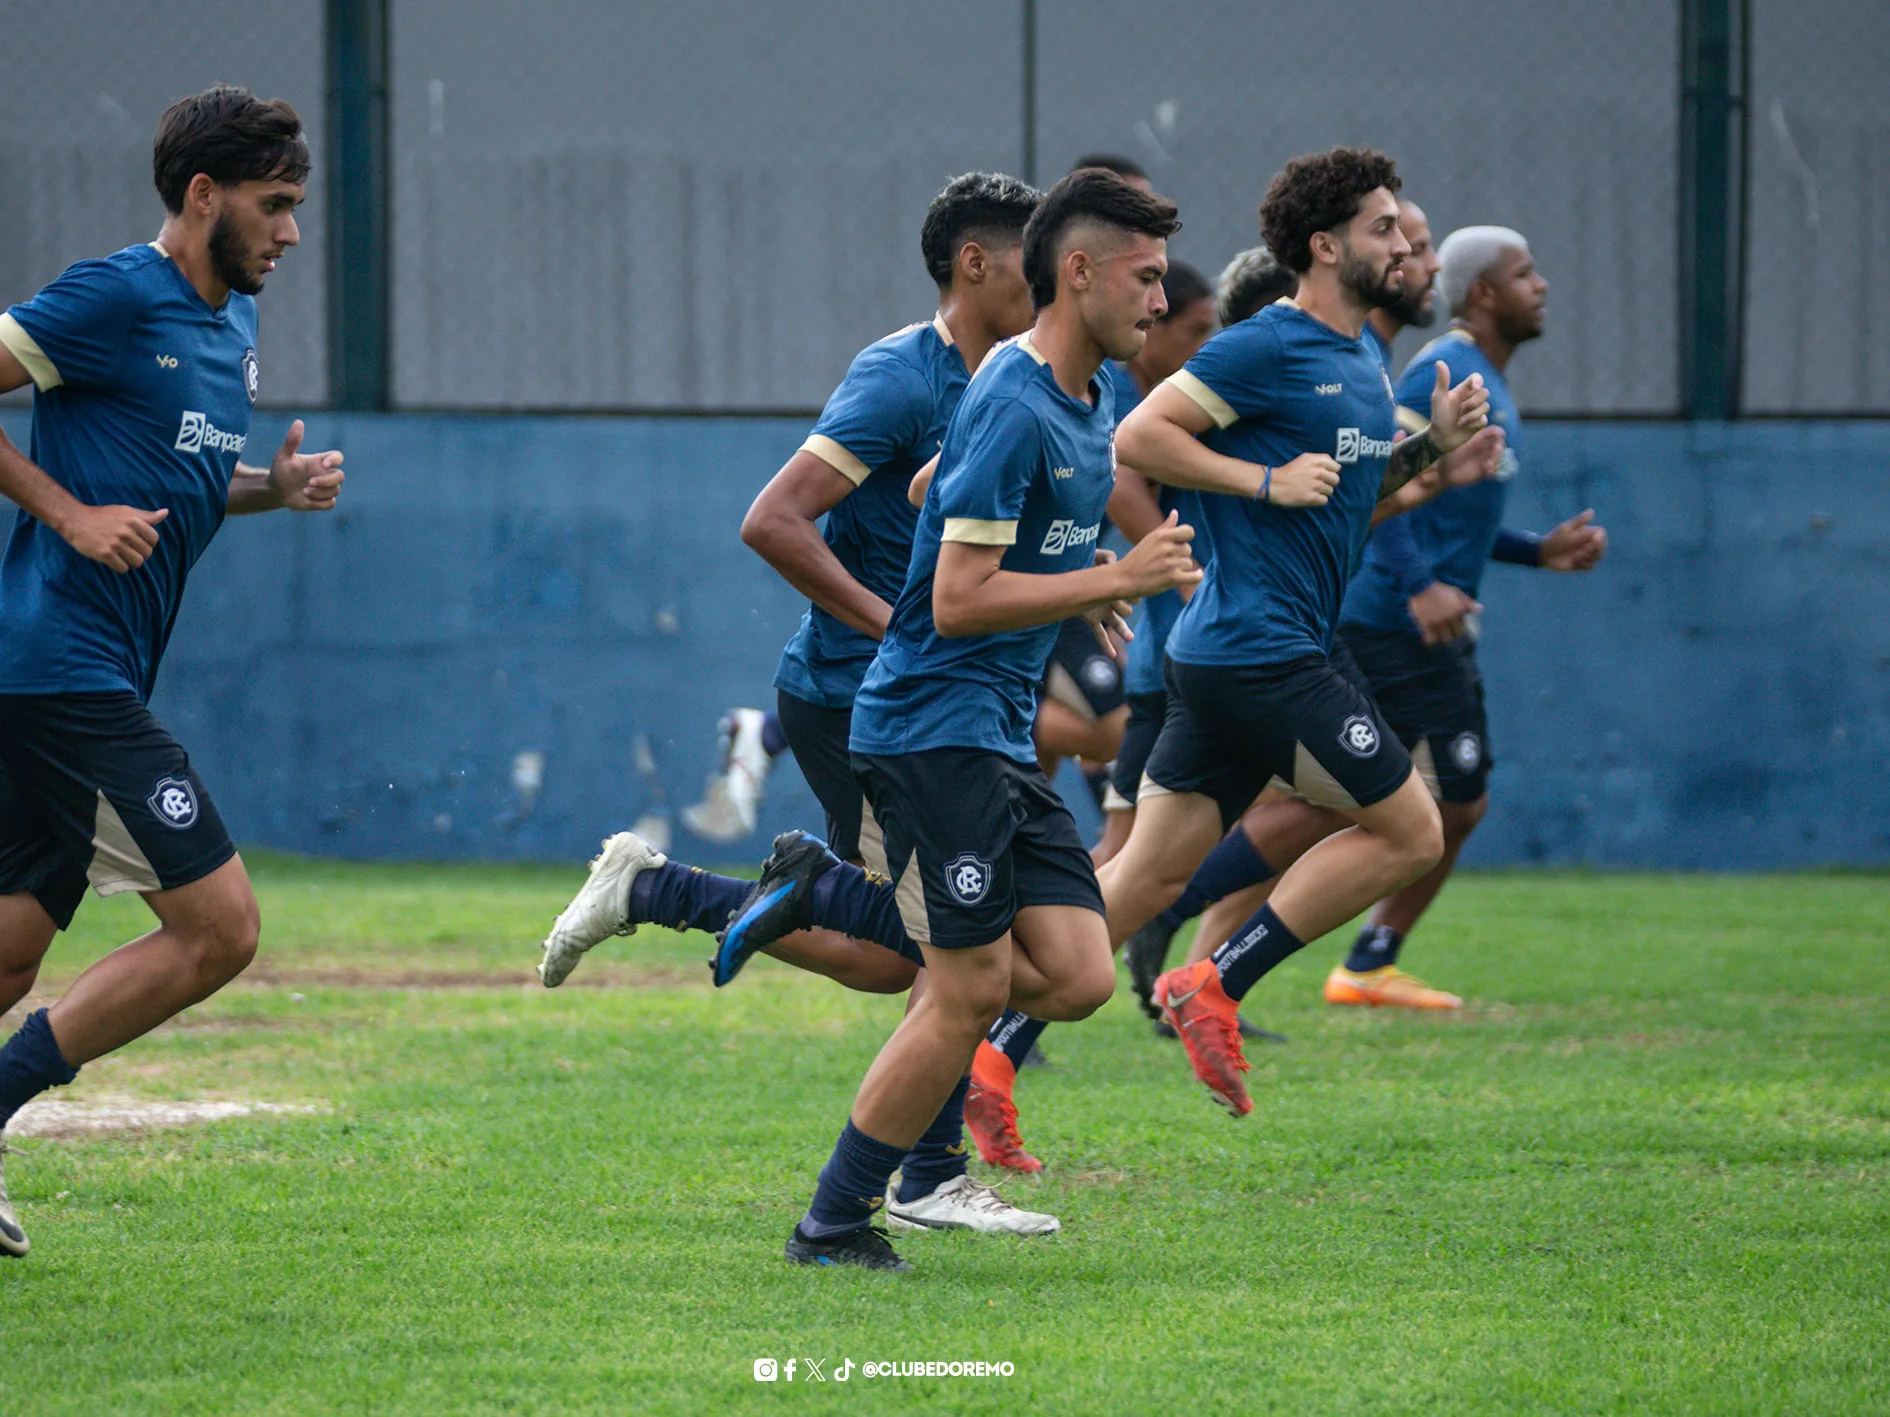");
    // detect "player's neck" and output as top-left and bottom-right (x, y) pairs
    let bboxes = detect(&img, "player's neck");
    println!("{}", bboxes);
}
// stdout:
(1293, 273), (1369, 340)
(1366, 309), (1403, 347)
(1027, 307), (1104, 404)
(1452, 316), (1515, 372)
(935, 295), (1002, 377)
(154, 218), (232, 310)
